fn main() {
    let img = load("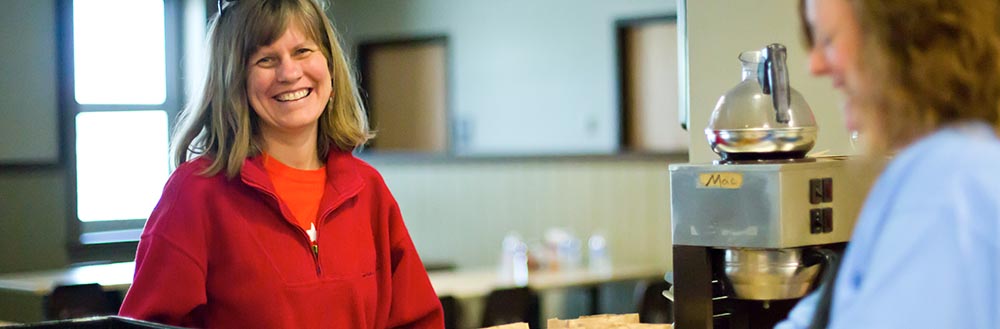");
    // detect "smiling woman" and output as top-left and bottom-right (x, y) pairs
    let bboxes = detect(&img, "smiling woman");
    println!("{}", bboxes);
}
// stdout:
(171, 0), (370, 178)
(117, 0), (444, 327)
(776, 1), (1000, 328)
(246, 22), (332, 170)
